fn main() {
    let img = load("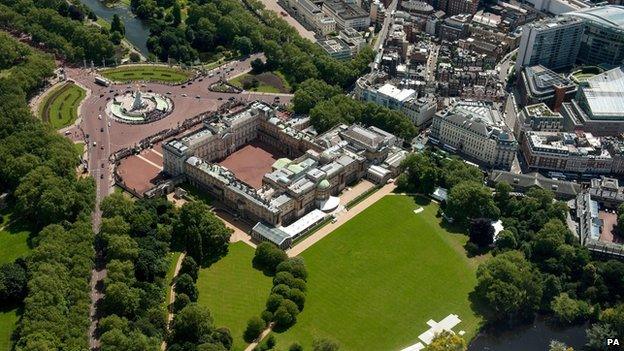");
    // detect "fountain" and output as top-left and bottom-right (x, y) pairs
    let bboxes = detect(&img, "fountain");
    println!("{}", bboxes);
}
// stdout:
(106, 86), (173, 124)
